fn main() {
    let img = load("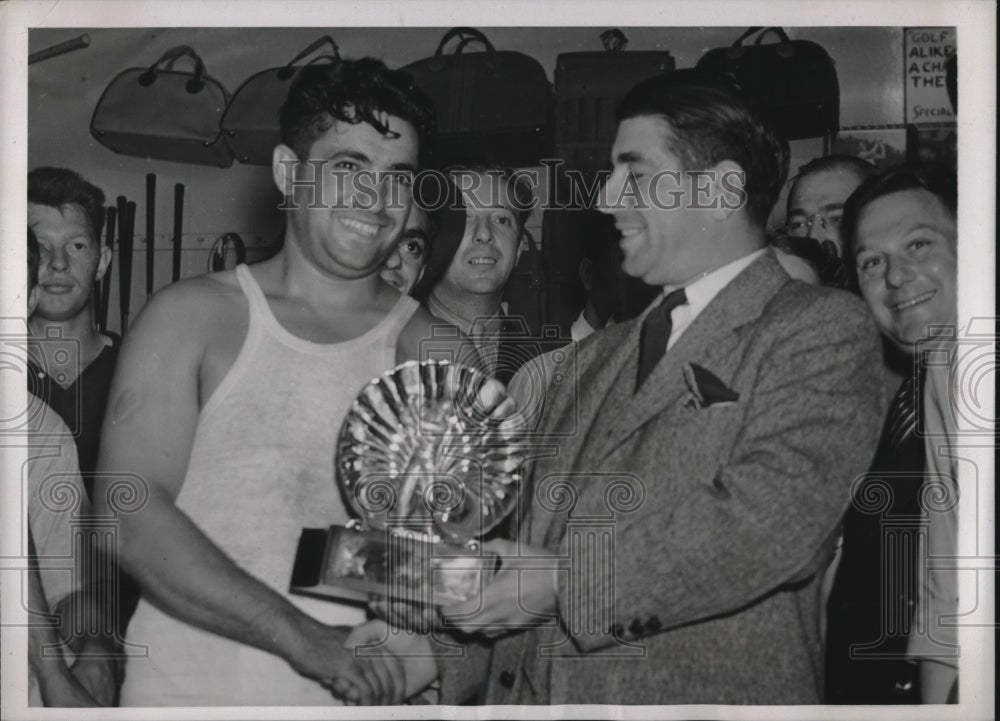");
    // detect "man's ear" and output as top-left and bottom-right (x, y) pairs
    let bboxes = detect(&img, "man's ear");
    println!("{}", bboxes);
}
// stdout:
(272, 144), (300, 196)
(95, 245), (112, 282)
(710, 159), (747, 222)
